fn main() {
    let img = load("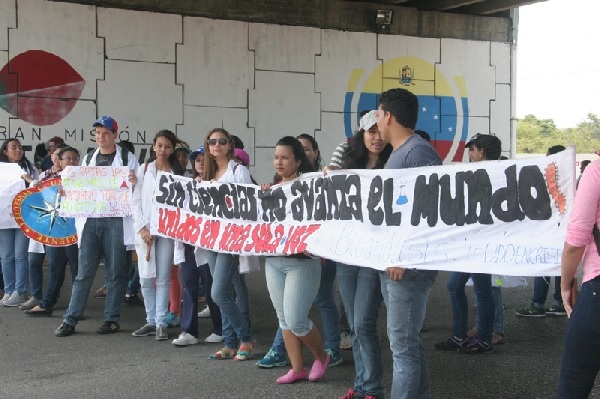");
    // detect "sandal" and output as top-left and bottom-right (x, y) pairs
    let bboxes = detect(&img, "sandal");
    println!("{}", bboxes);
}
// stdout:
(234, 340), (257, 361)
(208, 348), (236, 360)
